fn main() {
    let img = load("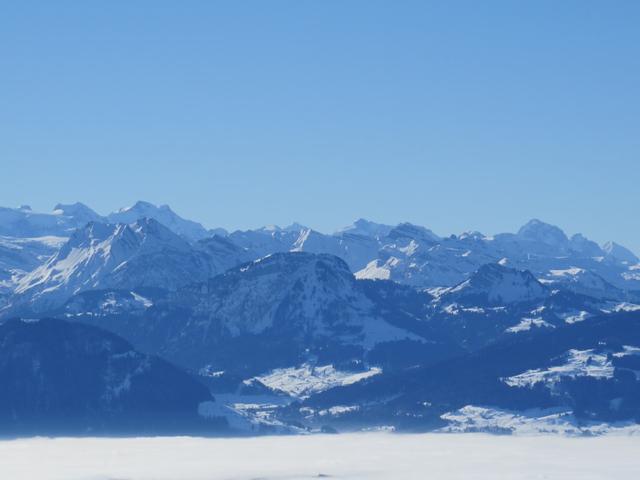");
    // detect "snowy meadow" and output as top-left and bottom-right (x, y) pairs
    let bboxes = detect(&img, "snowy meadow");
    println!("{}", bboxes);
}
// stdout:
(1, 433), (639, 480)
